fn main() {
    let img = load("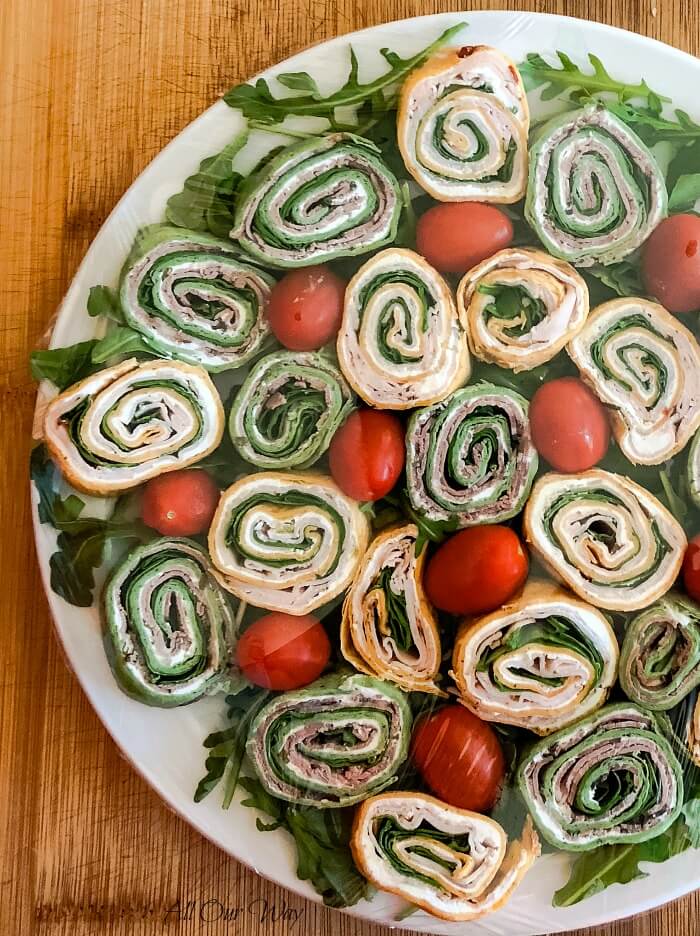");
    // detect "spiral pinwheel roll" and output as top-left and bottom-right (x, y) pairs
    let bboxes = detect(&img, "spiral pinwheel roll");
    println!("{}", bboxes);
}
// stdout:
(208, 471), (370, 614)
(518, 703), (683, 851)
(686, 694), (700, 767)
(398, 47), (529, 202)
(228, 351), (354, 469)
(526, 105), (667, 266)
(246, 674), (411, 807)
(569, 299), (700, 465)
(619, 595), (700, 711)
(336, 248), (470, 409)
(104, 539), (241, 707)
(43, 359), (224, 494)
(406, 384), (537, 526)
(231, 133), (401, 268)
(451, 580), (618, 734)
(457, 248), (589, 372)
(524, 469), (686, 612)
(689, 429), (700, 508)
(351, 793), (539, 922)
(341, 525), (442, 694)
(119, 227), (273, 372)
